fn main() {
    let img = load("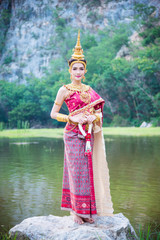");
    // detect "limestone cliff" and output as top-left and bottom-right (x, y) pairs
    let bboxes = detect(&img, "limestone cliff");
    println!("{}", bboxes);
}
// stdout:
(0, 0), (159, 83)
